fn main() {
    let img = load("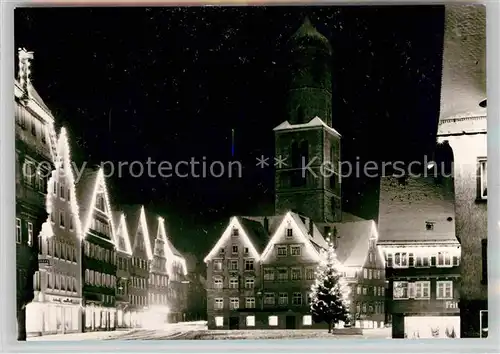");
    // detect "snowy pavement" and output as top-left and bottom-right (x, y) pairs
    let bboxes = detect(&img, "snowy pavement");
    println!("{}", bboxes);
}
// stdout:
(28, 322), (391, 341)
